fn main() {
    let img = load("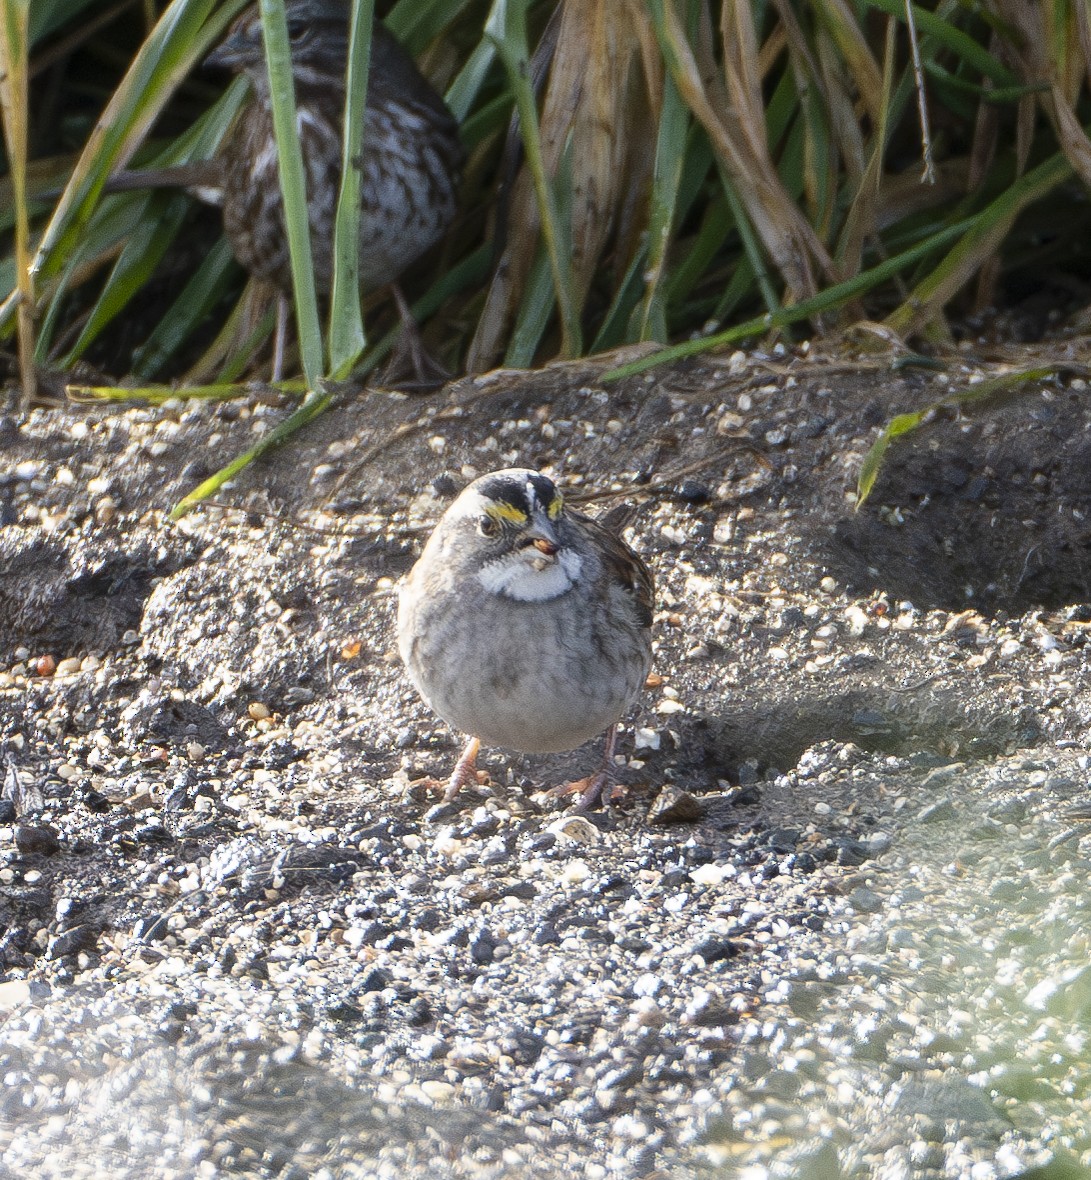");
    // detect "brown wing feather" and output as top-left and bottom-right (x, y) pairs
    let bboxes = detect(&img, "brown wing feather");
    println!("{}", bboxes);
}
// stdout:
(572, 509), (654, 629)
